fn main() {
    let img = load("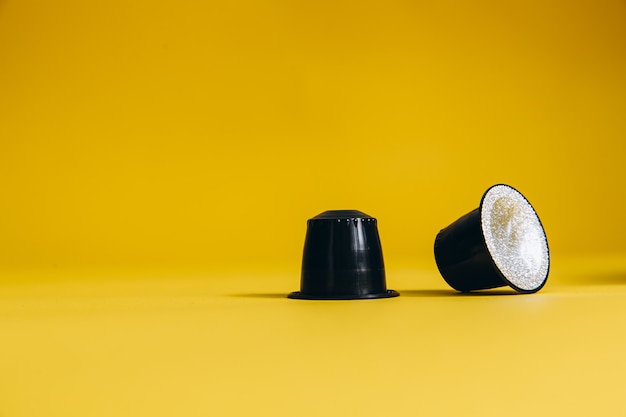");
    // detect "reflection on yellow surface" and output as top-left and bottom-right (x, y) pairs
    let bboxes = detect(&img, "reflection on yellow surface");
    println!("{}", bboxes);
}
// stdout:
(1, 0), (626, 415)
